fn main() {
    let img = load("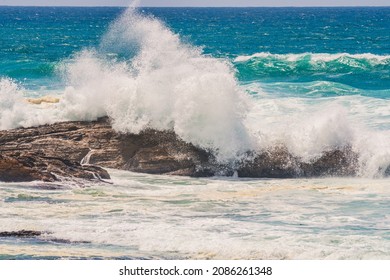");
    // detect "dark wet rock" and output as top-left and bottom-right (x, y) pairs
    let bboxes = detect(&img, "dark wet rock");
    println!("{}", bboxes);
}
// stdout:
(0, 230), (43, 238)
(0, 154), (54, 182)
(237, 146), (359, 178)
(45, 238), (91, 244)
(300, 147), (359, 177)
(0, 116), (361, 182)
(0, 230), (90, 244)
(122, 134), (215, 177)
(237, 147), (301, 178)
(385, 166), (390, 176)
(0, 117), (114, 183)
(0, 153), (110, 183)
